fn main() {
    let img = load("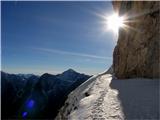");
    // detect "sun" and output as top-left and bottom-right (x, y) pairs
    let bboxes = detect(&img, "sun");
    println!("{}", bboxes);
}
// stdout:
(107, 13), (124, 33)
